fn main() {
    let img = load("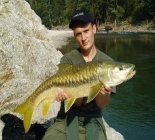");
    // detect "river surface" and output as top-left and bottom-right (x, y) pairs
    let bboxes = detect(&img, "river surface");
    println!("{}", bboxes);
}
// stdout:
(59, 33), (155, 140)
